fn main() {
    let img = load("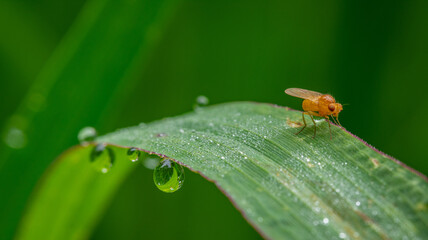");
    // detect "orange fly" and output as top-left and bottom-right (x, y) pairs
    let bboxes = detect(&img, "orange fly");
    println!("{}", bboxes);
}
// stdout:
(285, 88), (343, 138)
